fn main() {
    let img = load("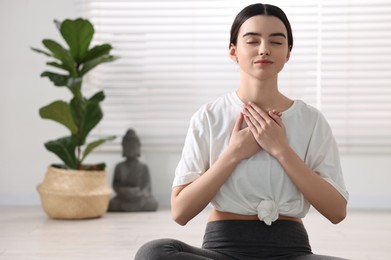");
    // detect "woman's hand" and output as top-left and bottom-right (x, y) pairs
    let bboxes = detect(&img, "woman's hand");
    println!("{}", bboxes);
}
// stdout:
(243, 102), (347, 224)
(227, 112), (262, 162)
(242, 102), (288, 158)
